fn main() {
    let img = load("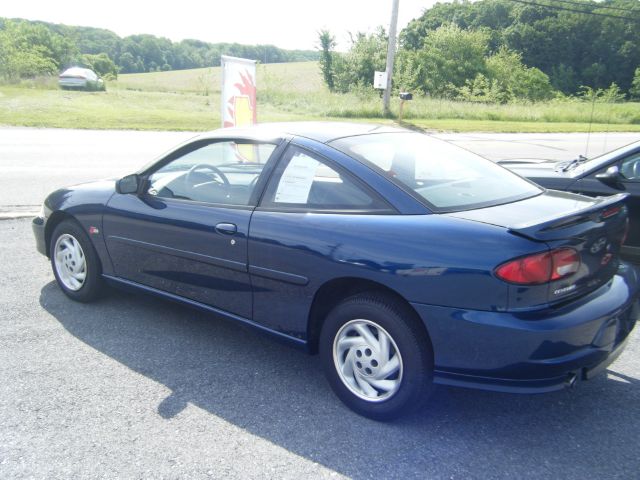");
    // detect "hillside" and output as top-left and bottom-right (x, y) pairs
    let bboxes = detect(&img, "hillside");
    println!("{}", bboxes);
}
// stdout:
(0, 16), (319, 76)
(115, 62), (324, 95)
